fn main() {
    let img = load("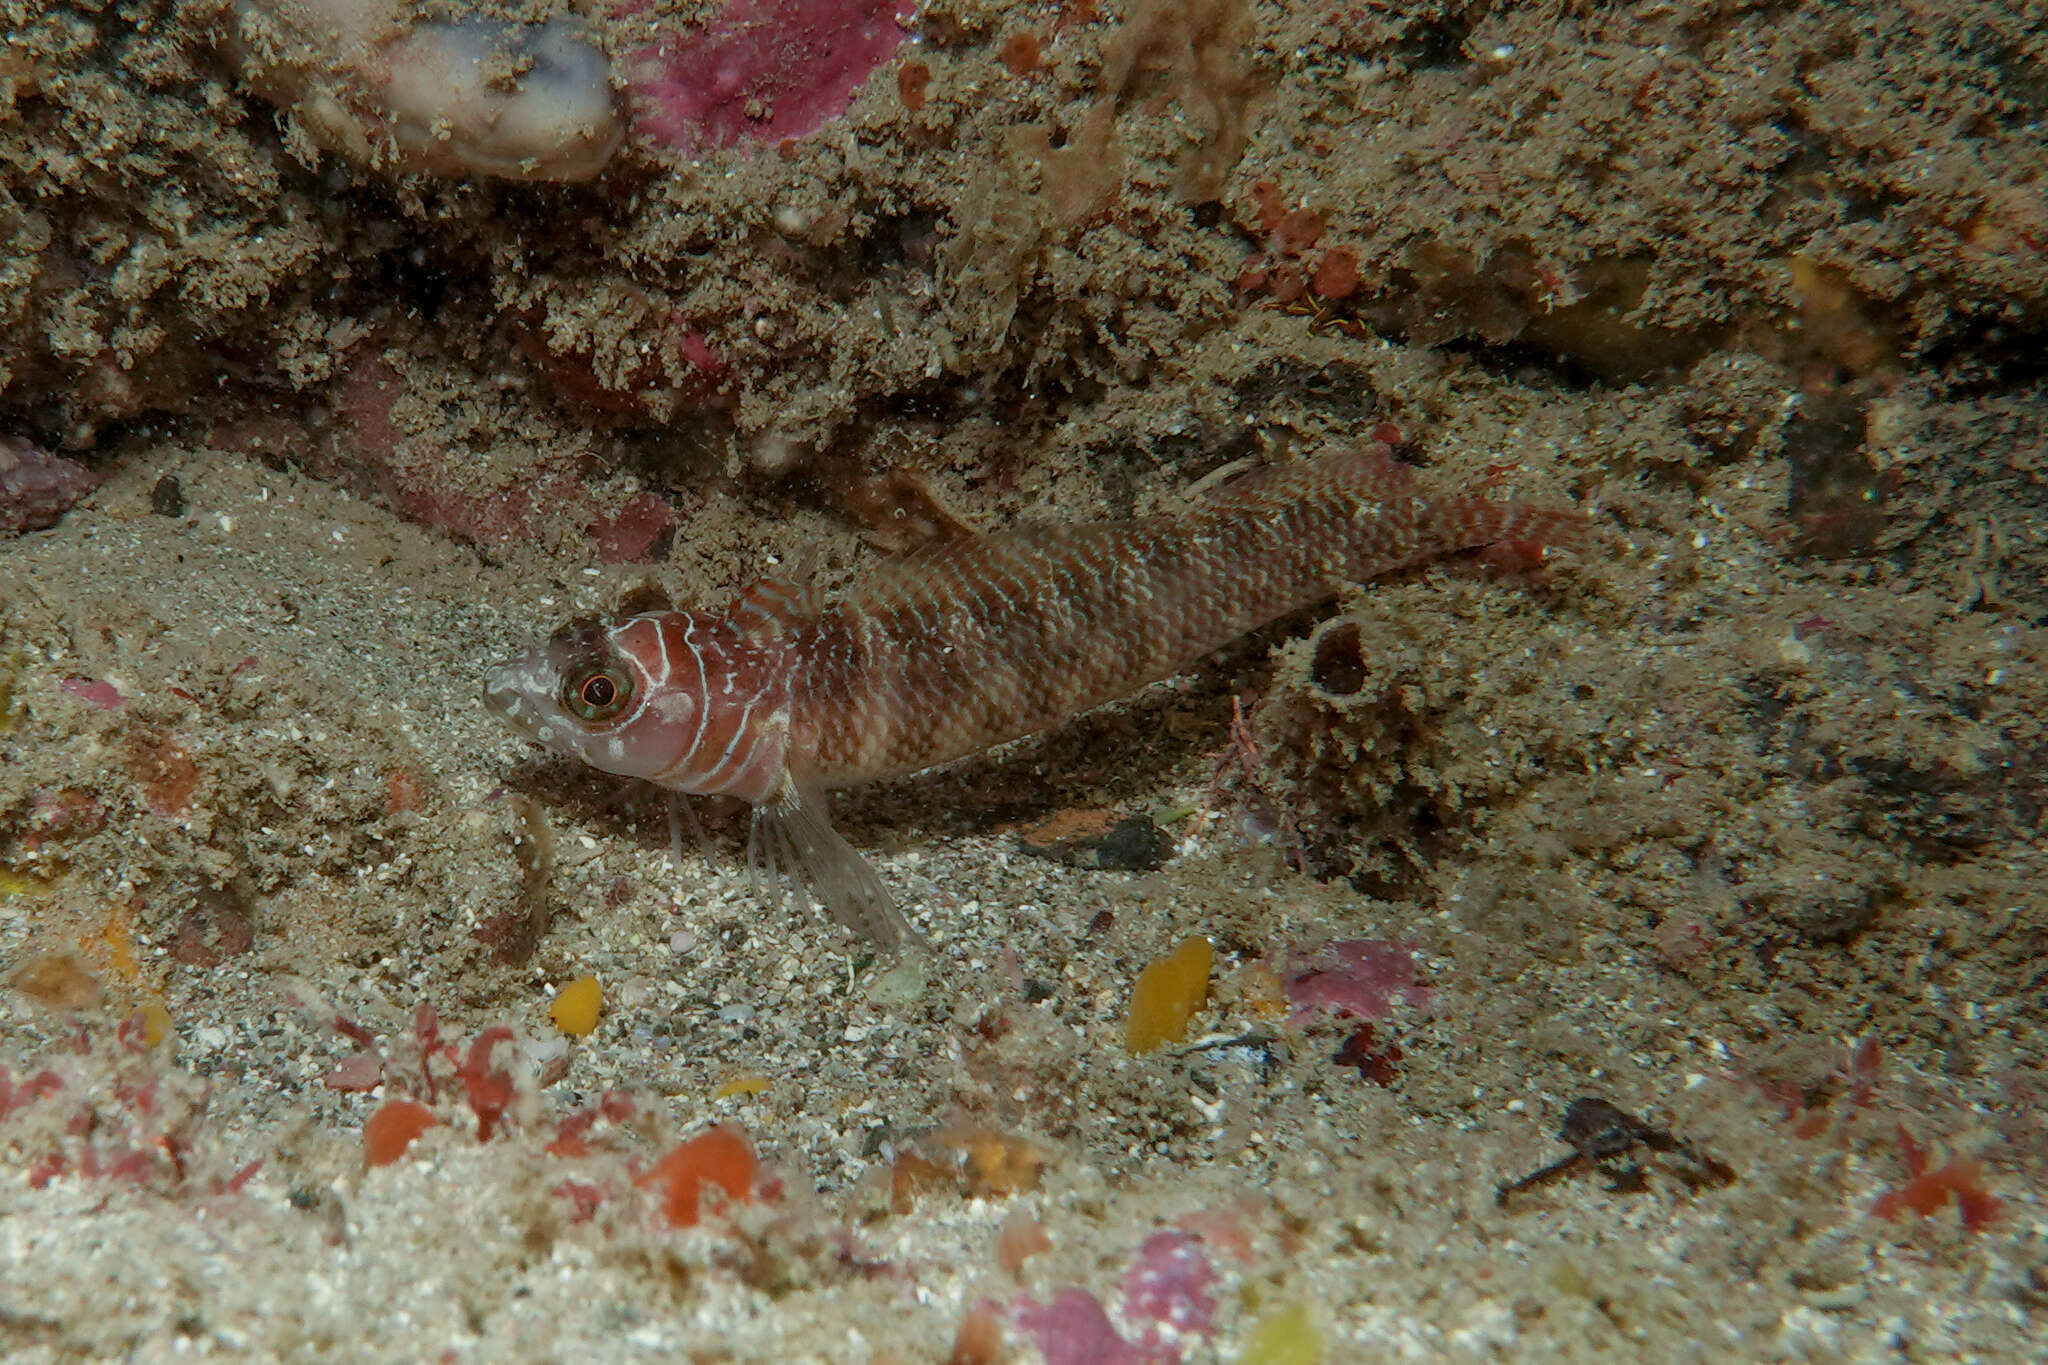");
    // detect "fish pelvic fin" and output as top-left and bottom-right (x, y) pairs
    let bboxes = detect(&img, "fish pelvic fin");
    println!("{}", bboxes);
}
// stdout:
(747, 779), (916, 952)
